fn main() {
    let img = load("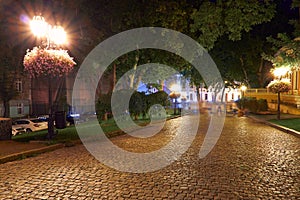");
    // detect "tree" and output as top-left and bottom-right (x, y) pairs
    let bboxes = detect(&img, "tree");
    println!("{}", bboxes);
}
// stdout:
(190, 0), (276, 50)
(143, 0), (276, 87)
(262, 0), (300, 70)
(53, 0), (277, 90)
